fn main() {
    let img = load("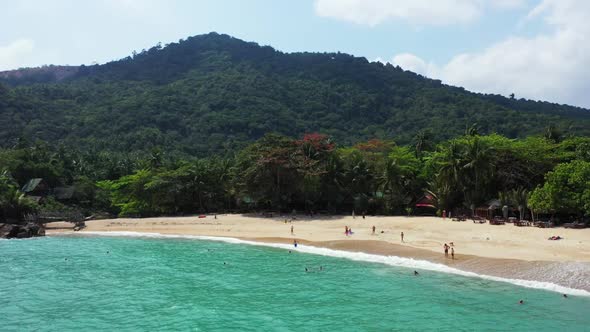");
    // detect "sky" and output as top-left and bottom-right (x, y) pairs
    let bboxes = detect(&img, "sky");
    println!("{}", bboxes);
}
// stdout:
(0, 0), (589, 108)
